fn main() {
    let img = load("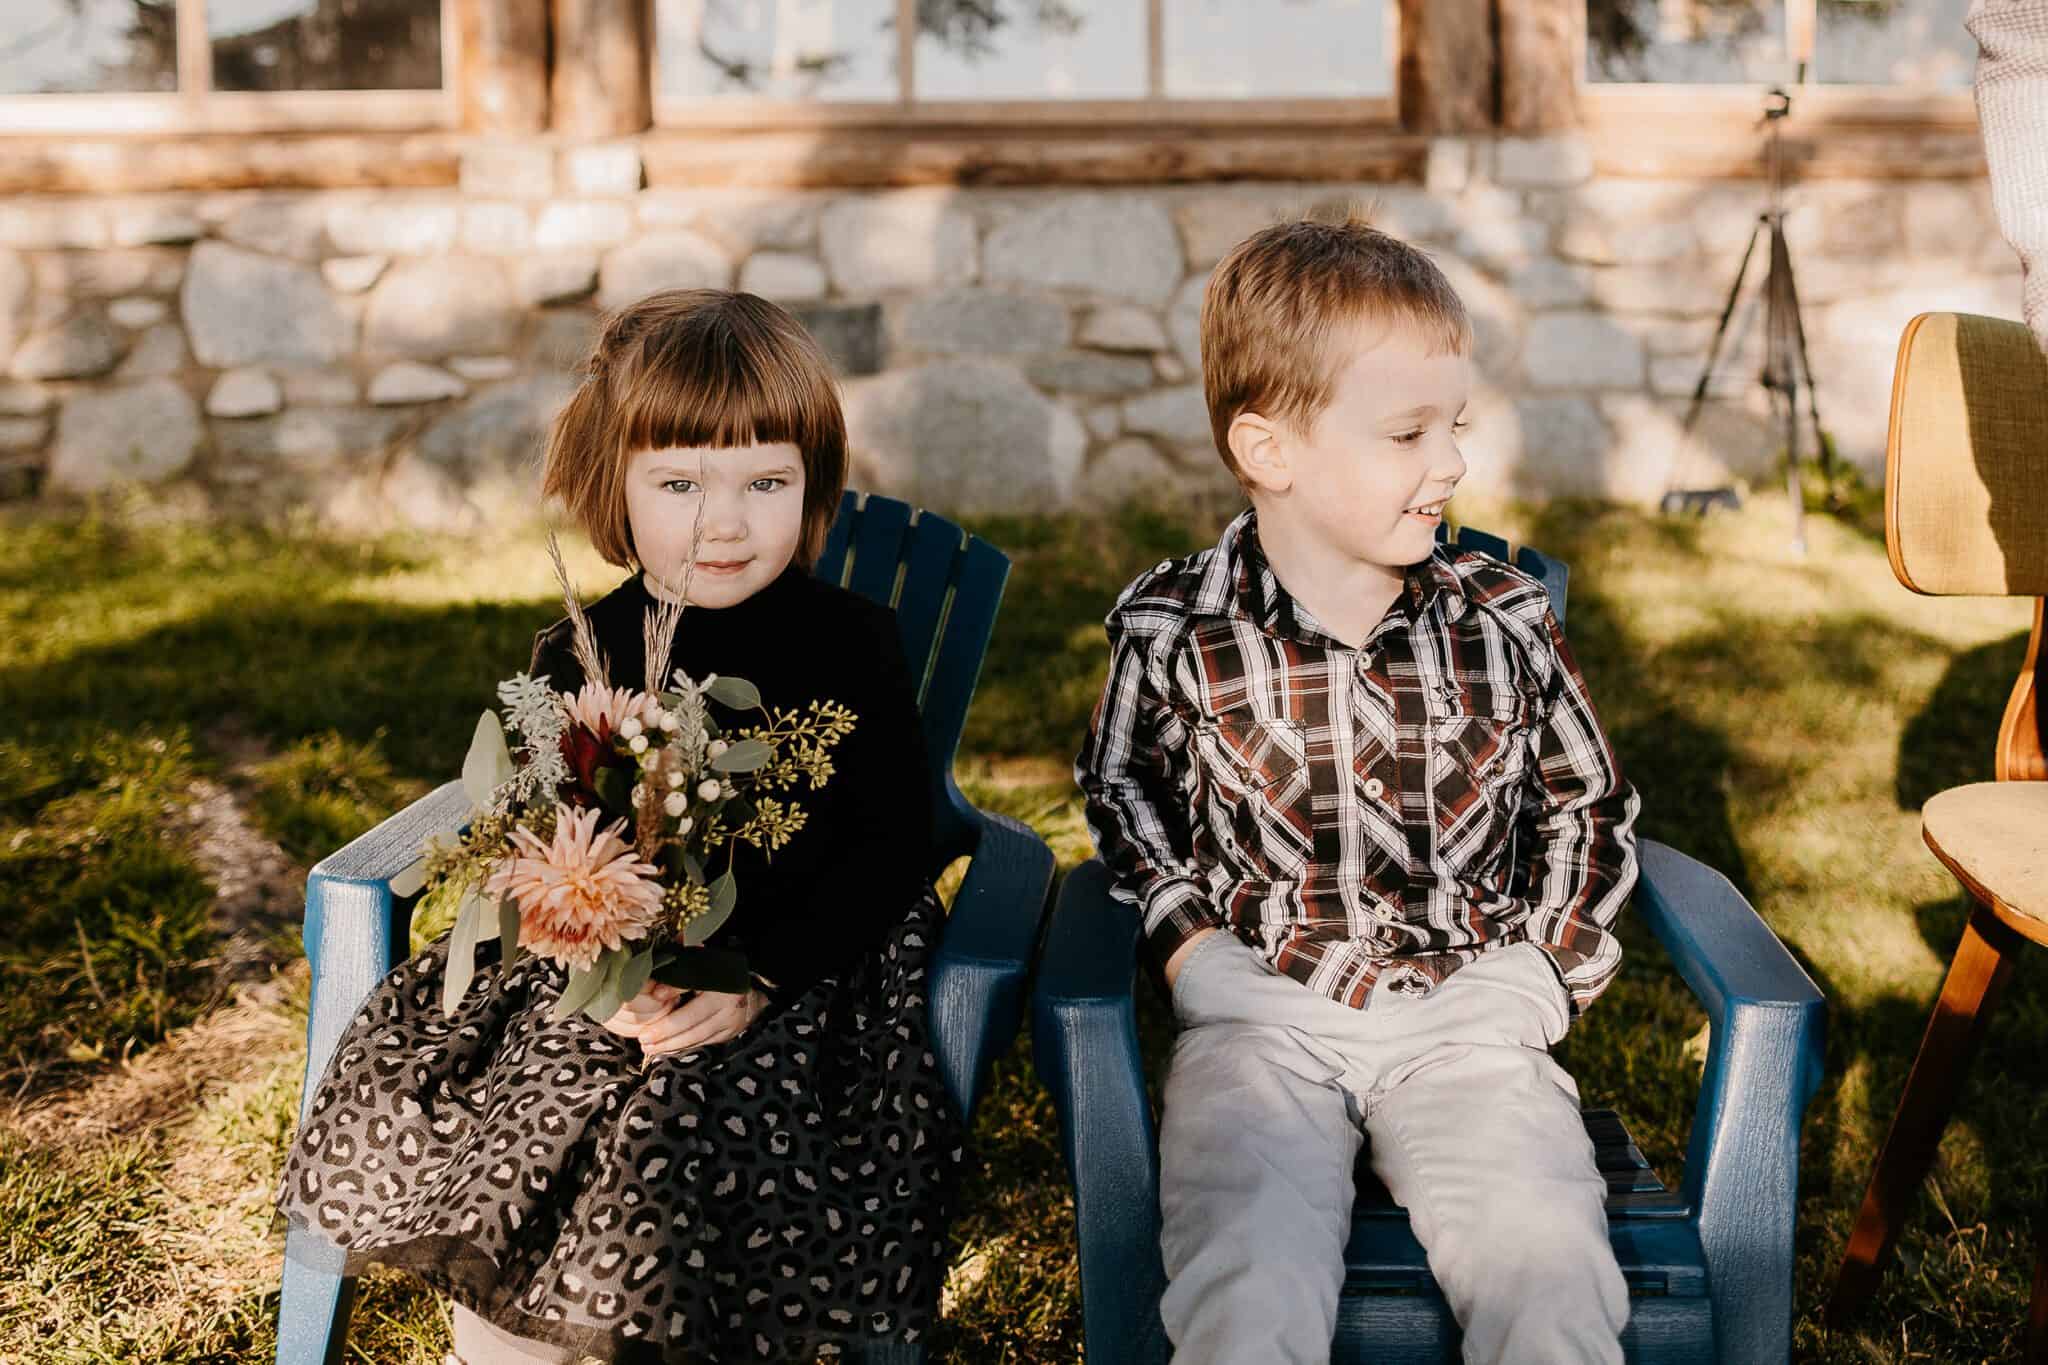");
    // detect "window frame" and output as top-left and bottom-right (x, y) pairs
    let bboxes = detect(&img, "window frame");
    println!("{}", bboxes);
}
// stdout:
(1577, 0), (1978, 126)
(649, 0), (1403, 130)
(0, 0), (460, 134)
